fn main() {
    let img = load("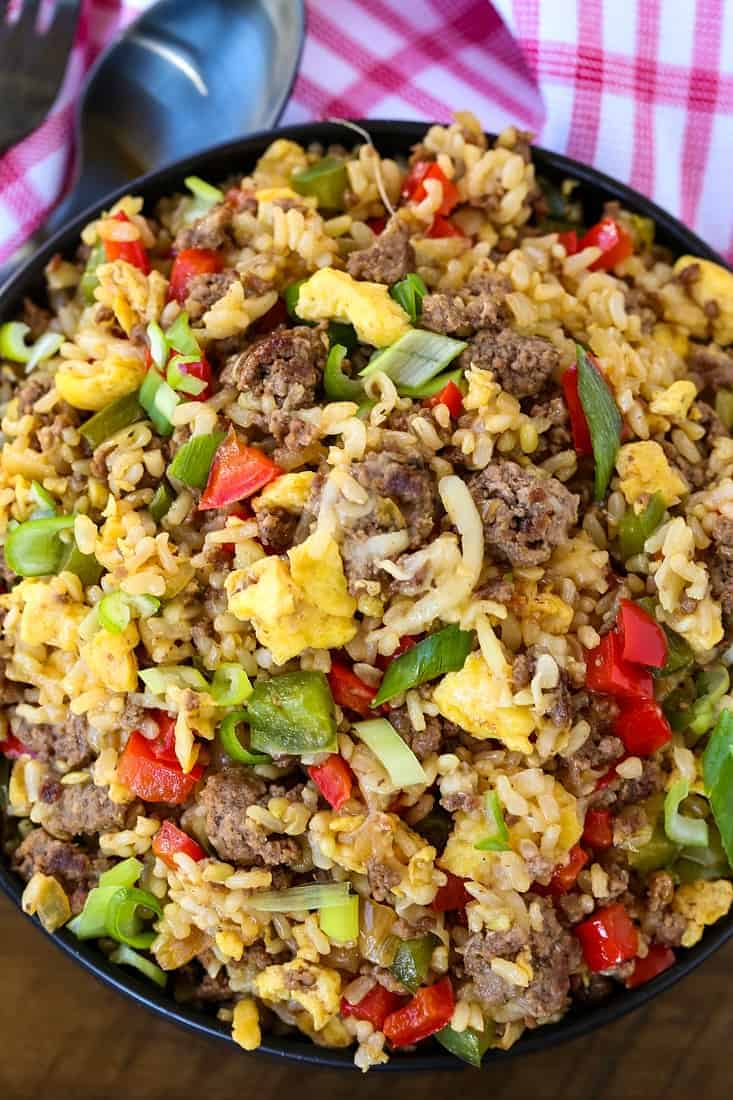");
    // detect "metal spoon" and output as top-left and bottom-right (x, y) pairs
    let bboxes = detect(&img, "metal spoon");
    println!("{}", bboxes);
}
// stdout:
(3, 0), (304, 277)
